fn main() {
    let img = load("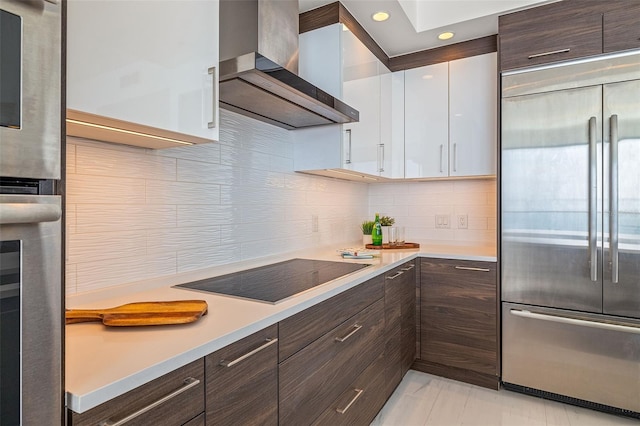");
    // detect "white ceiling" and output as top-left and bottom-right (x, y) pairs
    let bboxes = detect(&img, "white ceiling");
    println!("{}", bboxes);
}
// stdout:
(299, 0), (555, 57)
